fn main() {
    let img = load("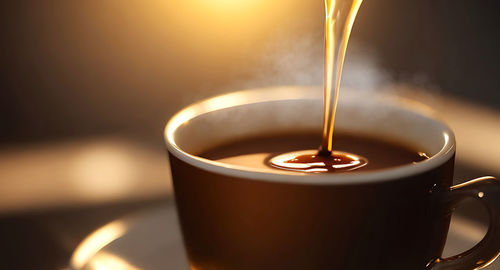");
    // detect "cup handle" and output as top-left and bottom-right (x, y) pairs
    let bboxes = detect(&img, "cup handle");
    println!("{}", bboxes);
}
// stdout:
(432, 176), (500, 270)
